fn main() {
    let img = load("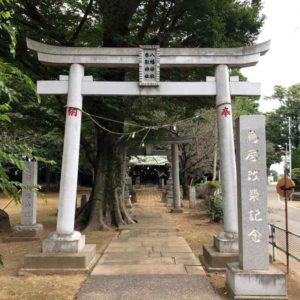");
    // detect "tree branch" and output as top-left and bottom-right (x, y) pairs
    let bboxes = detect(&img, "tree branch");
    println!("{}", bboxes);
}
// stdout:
(70, 0), (94, 43)
(137, 0), (160, 41)
(21, 1), (69, 45)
